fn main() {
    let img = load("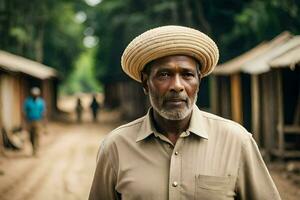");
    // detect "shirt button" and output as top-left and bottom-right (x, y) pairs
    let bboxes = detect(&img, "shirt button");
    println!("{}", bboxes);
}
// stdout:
(172, 181), (178, 187)
(174, 151), (179, 155)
